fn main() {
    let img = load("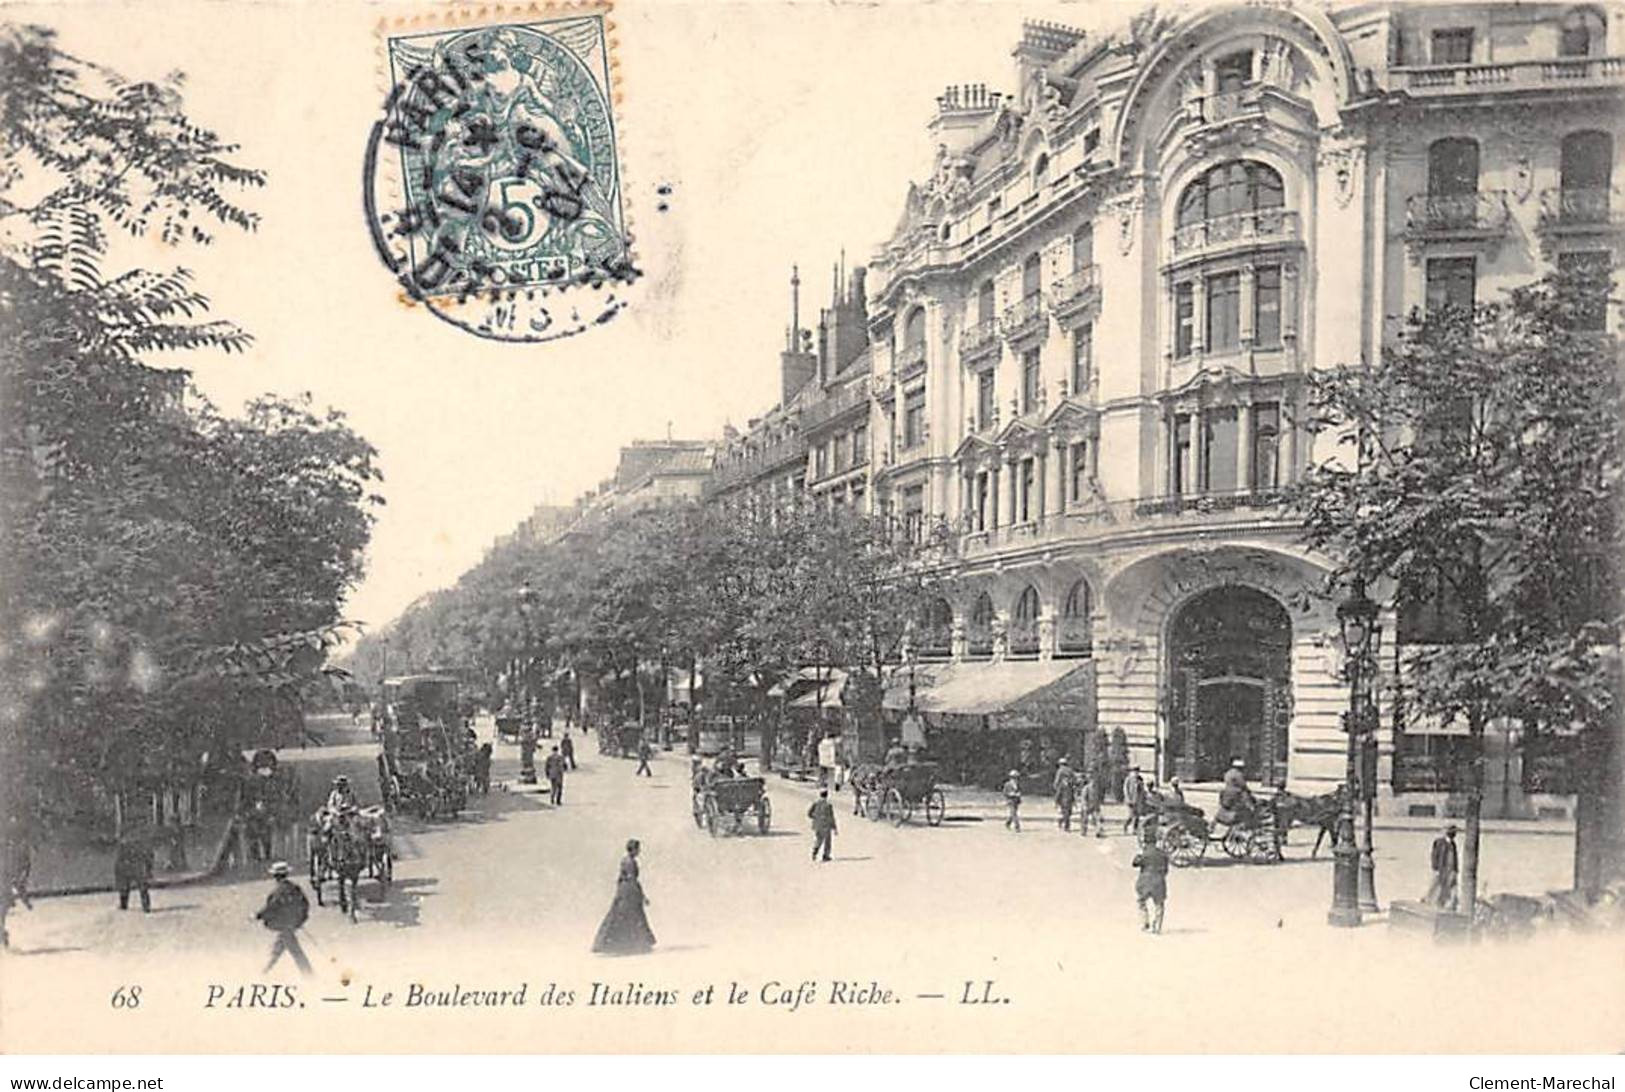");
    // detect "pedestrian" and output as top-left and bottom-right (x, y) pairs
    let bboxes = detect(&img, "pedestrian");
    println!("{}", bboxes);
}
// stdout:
(808, 789), (837, 863)
(561, 730), (577, 771)
(1080, 771), (1104, 837)
(1167, 776), (1185, 804)
(636, 737), (654, 777)
(1052, 757), (1077, 831)
(114, 826), (155, 913)
(544, 746), (566, 805)
(255, 861), (312, 975)
(1426, 824), (1460, 911)
(836, 734), (854, 792)
(474, 742), (492, 795)
(245, 799), (273, 863)
(1131, 823), (1169, 934)
(591, 839), (656, 955)
(1002, 769), (1023, 832)
(817, 733), (837, 791)
(1121, 765), (1146, 835)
